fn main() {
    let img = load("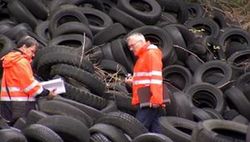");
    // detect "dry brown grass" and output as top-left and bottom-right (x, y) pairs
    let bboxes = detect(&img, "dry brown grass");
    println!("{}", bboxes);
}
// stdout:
(186, 0), (250, 31)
